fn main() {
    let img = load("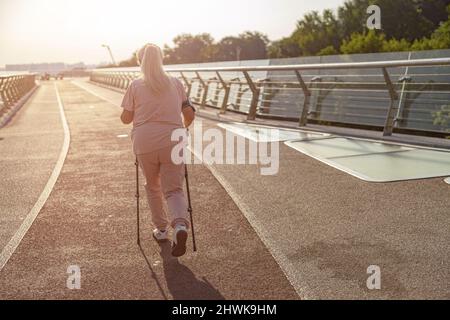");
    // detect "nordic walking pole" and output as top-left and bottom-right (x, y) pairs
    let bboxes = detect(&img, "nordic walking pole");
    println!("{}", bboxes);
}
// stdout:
(135, 157), (141, 246)
(185, 163), (197, 252)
